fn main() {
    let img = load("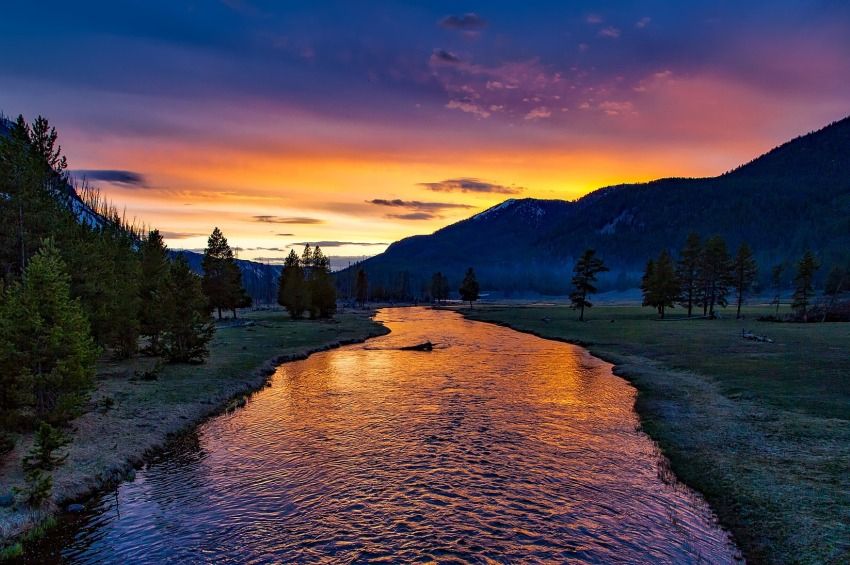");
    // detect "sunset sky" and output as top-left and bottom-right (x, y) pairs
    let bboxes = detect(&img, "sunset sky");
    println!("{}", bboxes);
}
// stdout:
(2, 1), (849, 266)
